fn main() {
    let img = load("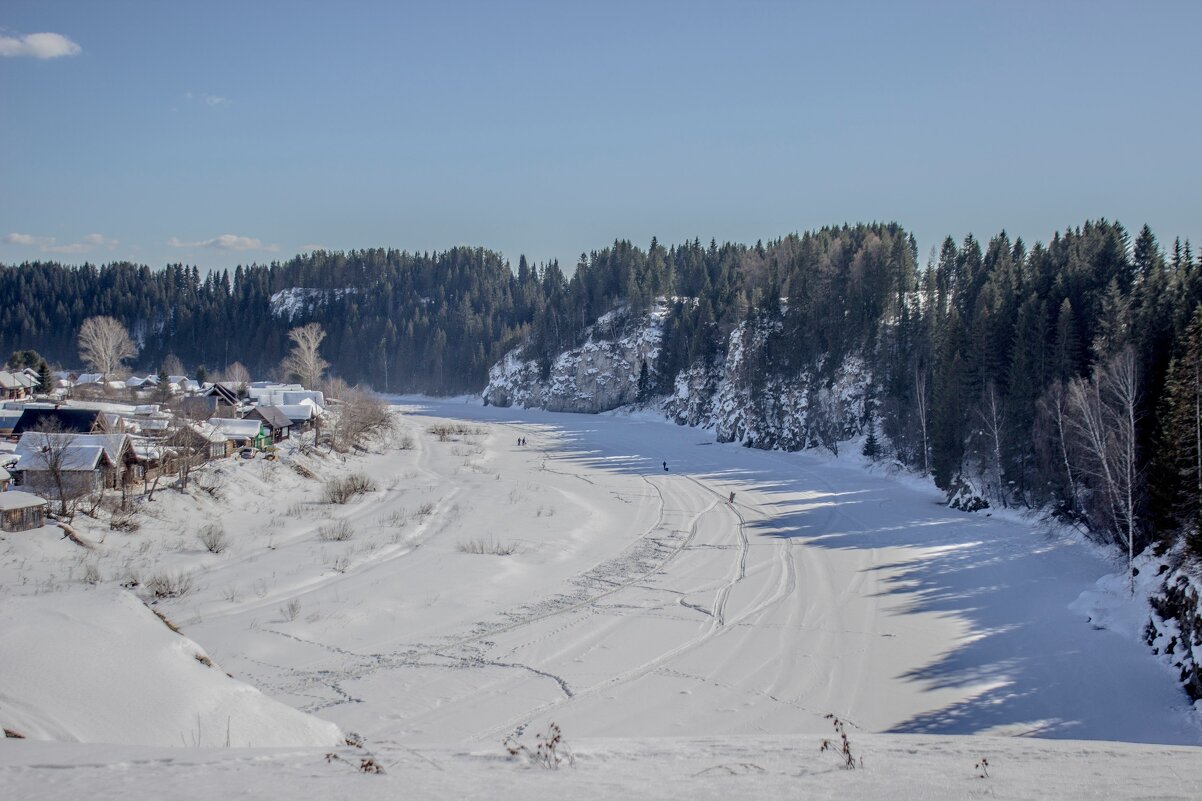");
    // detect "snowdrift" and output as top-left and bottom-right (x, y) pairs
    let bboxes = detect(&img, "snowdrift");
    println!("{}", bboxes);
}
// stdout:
(0, 589), (343, 747)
